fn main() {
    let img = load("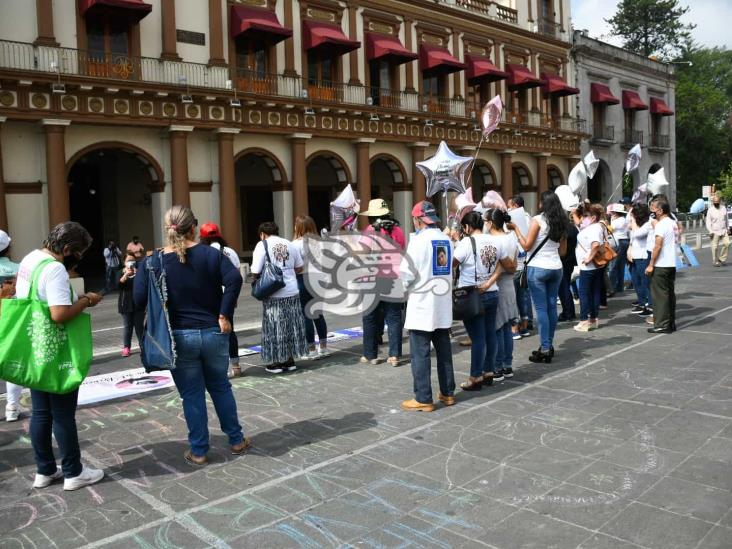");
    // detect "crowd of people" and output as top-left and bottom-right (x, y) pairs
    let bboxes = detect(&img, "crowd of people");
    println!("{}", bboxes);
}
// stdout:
(0, 185), (690, 486)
